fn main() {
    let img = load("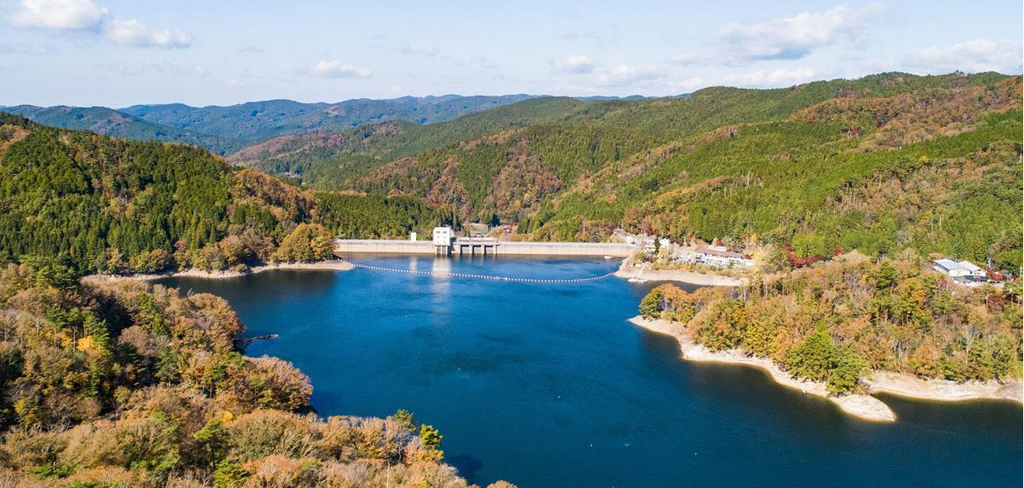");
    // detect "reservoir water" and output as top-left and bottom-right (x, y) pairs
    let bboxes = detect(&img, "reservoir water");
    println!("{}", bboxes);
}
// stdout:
(157, 256), (1023, 488)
